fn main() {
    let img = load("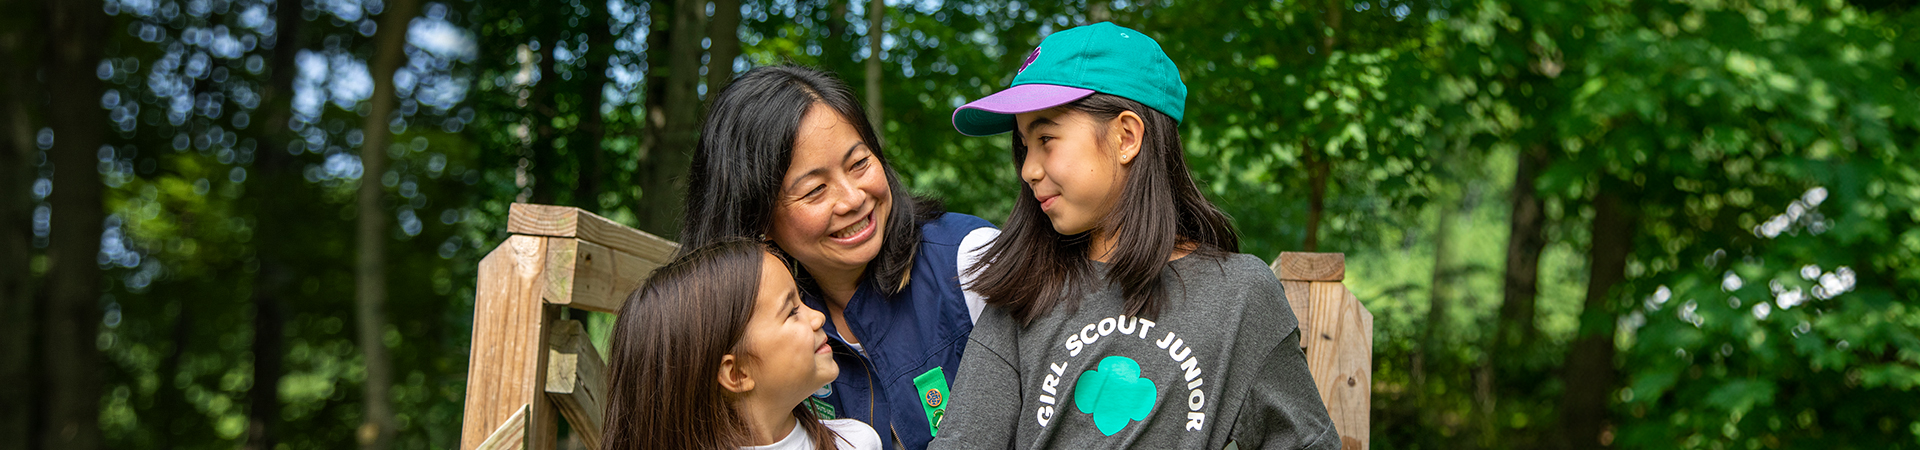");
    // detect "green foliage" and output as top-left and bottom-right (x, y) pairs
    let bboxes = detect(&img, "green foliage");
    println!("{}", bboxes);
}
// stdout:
(52, 0), (1920, 448)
